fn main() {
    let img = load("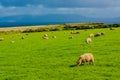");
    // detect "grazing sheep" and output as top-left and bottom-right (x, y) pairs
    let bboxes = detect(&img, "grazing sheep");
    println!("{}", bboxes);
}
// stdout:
(86, 37), (92, 44)
(71, 31), (79, 34)
(76, 53), (94, 66)
(94, 33), (101, 37)
(94, 32), (105, 37)
(42, 34), (49, 39)
(0, 38), (4, 41)
(44, 34), (48, 37)
(89, 33), (94, 37)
